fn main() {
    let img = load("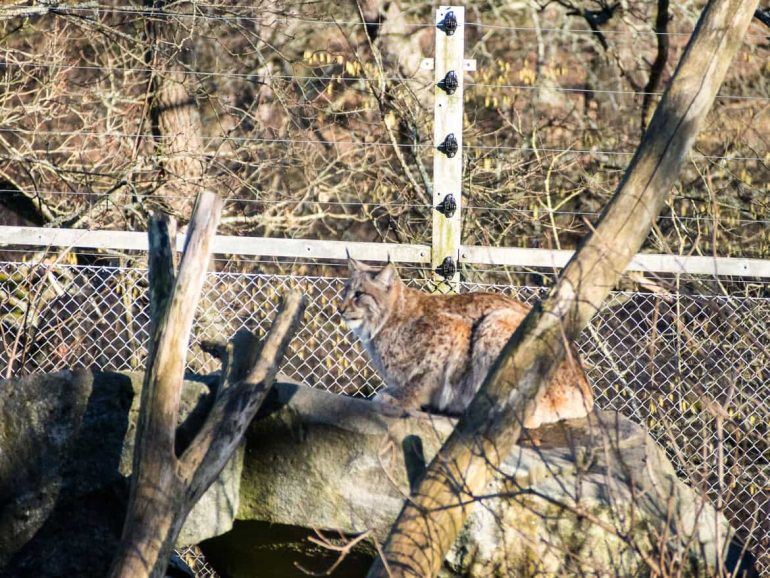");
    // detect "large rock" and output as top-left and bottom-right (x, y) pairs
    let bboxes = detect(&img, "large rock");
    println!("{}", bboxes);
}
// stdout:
(0, 369), (240, 577)
(0, 370), (757, 577)
(203, 383), (757, 578)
